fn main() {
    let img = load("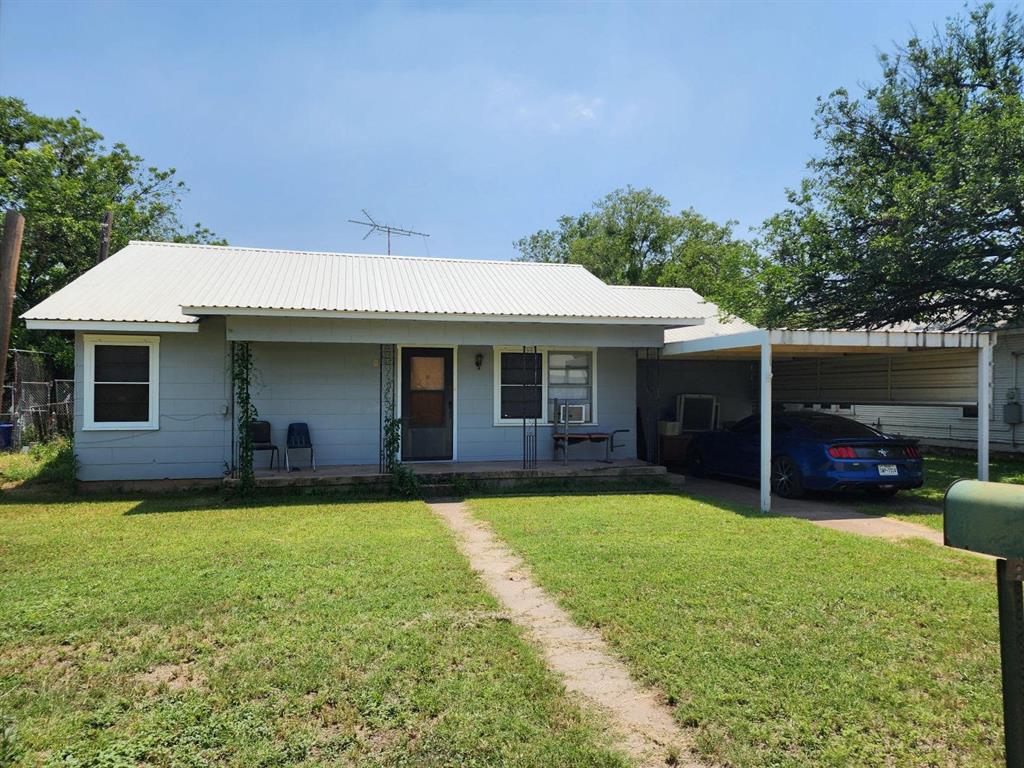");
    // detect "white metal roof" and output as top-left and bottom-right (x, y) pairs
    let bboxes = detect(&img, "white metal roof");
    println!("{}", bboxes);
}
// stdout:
(24, 241), (709, 329)
(663, 326), (992, 358)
